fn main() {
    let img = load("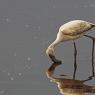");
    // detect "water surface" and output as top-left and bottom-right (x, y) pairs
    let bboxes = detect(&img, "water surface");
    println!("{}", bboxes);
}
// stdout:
(0, 0), (95, 95)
